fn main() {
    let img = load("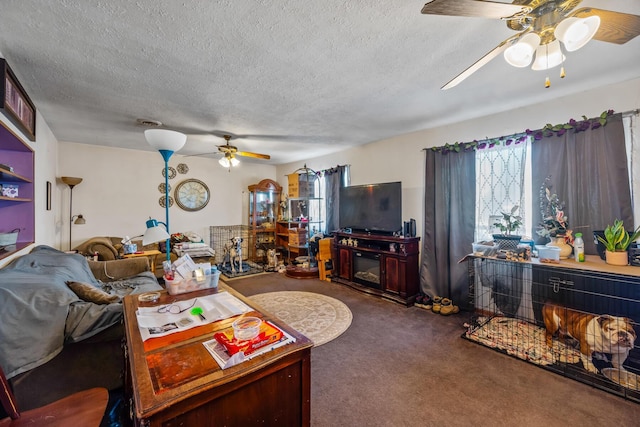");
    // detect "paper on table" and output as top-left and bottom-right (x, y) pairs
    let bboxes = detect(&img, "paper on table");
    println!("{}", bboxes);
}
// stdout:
(135, 291), (252, 341)
(203, 322), (297, 369)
